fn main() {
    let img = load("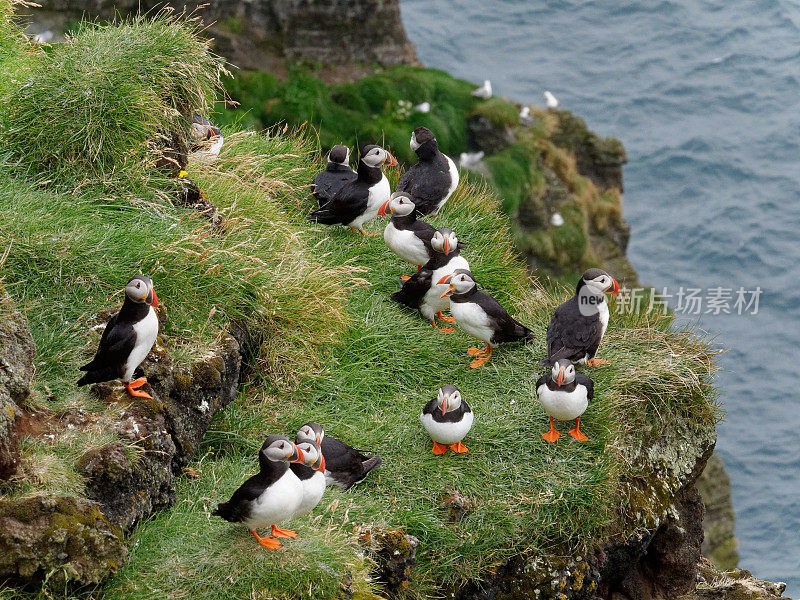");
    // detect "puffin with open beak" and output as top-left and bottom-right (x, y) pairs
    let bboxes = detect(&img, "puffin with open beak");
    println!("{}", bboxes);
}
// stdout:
(390, 228), (470, 333)
(307, 144), (397, 235)
(78, 275), (159, 399)
(439, 269), (535, 368)
(296, 422), (382, 490)
(290, 438), (327, 517)
(420, 385), (473, 454)
(543, 268), (620, 367)
(212, 435), (306, 549)
(536, 359), (594, 443)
